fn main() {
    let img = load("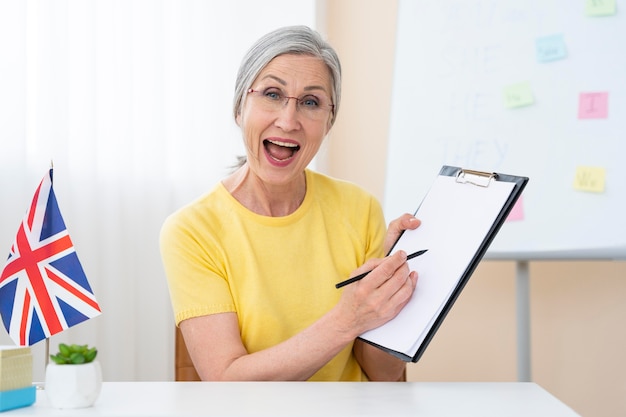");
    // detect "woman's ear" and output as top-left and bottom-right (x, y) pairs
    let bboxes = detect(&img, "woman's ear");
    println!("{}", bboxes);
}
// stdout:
(236, 112), (242, 127)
